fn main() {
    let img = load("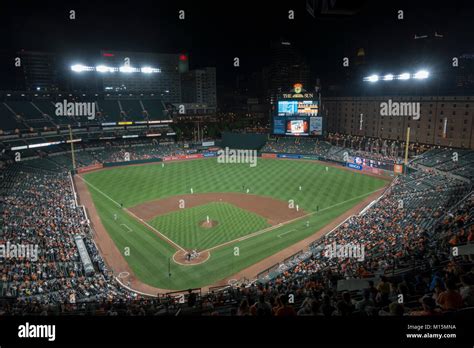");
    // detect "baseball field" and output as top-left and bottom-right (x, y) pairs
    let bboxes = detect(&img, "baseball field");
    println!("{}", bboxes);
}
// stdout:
(78, 158), (388, 290)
